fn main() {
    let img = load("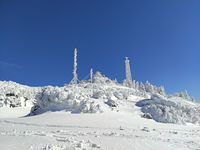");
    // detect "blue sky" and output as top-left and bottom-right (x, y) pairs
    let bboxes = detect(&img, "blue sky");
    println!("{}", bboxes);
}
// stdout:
(0, 0), (200, 99)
